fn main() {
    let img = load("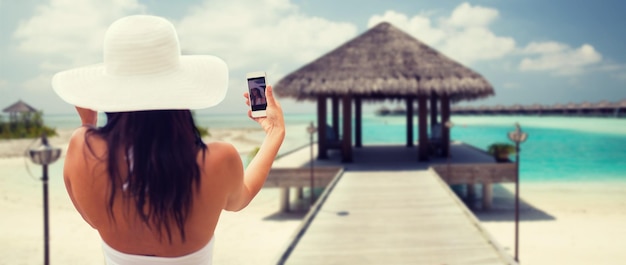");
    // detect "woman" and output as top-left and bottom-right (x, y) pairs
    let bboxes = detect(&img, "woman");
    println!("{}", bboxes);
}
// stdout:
(52, 15), (284, 264)
(250, 87), (267, 106)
